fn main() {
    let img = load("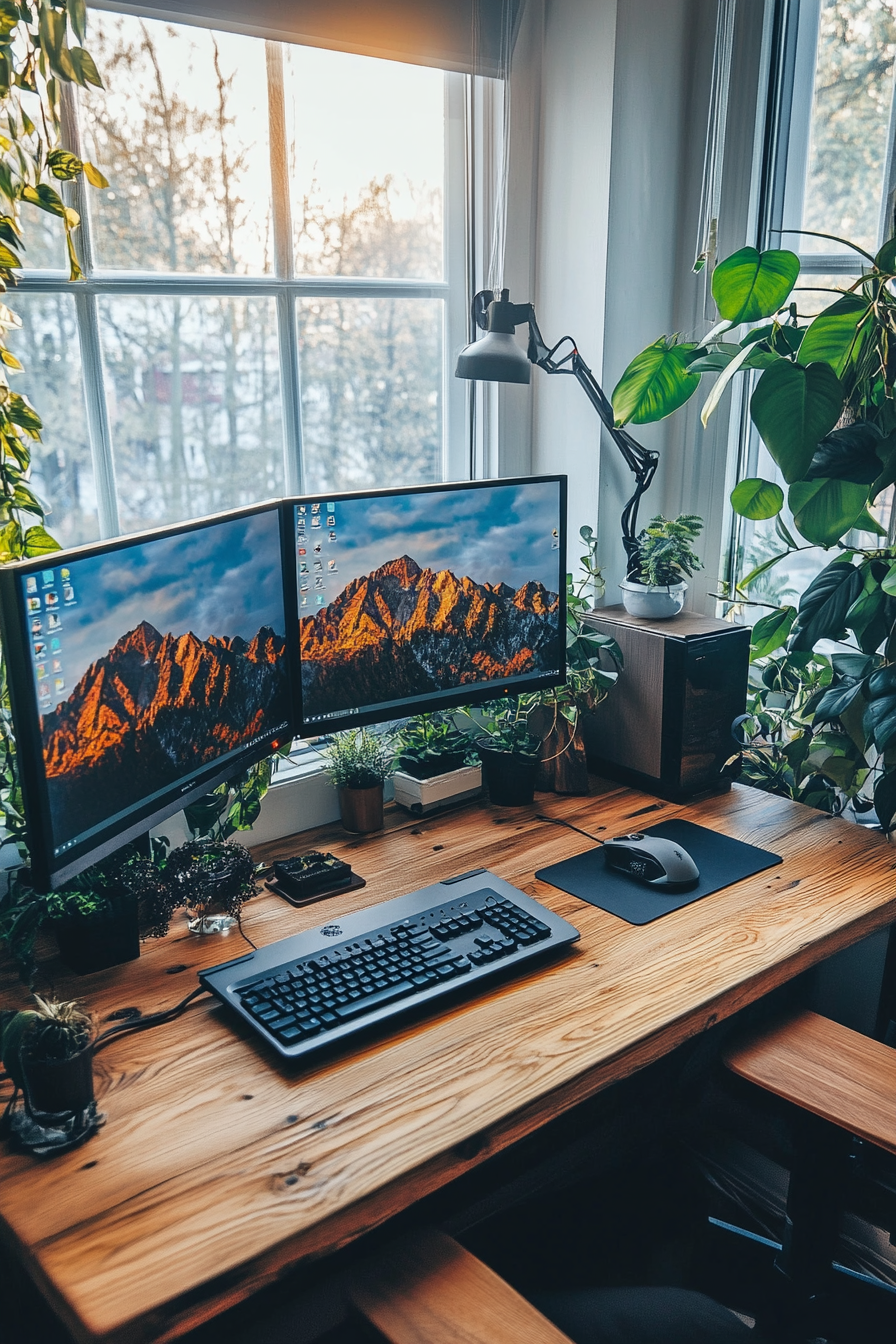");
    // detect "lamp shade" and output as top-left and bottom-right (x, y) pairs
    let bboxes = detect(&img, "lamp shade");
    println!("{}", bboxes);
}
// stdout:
(455, 331), (531, 383)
